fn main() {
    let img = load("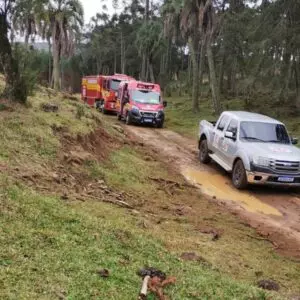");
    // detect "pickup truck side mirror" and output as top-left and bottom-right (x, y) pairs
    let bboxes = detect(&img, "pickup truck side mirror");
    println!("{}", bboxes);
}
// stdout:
(291, 137), (298, 145)
(225, 131), (236, 140)
(163, 101), (168, 108)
